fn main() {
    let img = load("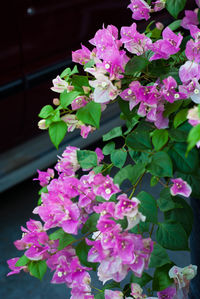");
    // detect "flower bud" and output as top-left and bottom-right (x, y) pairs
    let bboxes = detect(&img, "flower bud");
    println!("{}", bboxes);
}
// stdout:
(38, 119), (48, 130)
(156, 22), (164, 30)
(82, 86), (91, 94)
(53, 98), (60, 106)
